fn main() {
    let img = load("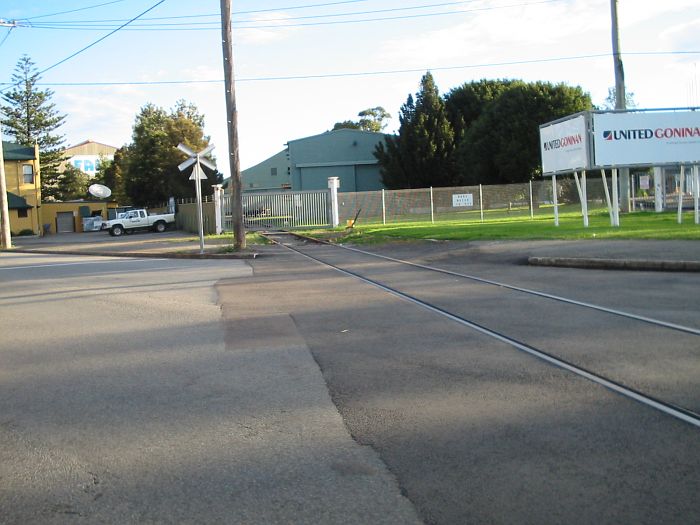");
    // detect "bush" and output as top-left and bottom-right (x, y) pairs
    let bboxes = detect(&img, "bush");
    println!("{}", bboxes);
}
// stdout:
(17, 229), (35, 236)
